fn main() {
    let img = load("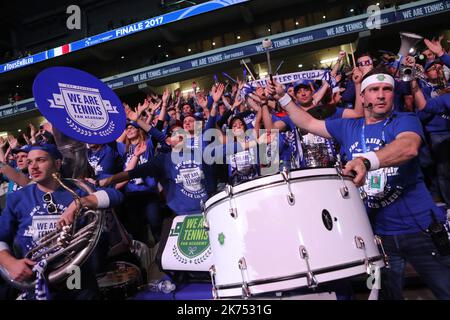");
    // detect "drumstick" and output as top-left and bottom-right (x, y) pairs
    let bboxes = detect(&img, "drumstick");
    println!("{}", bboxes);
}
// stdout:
(349, 42), (356, 68)
(241, 59), (256, 81)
